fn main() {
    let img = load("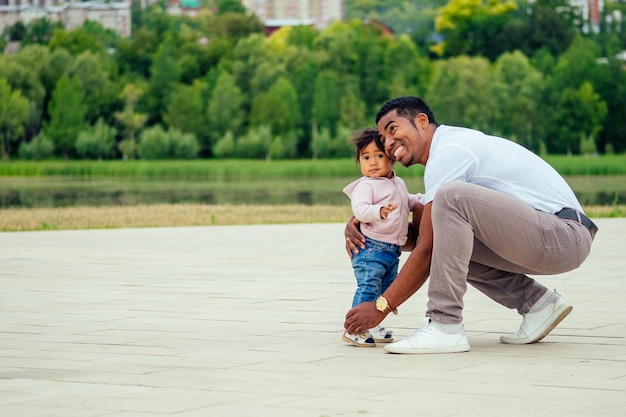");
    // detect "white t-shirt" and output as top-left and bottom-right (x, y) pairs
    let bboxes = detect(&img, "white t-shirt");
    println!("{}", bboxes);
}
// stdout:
(422, 125), (583, 214)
